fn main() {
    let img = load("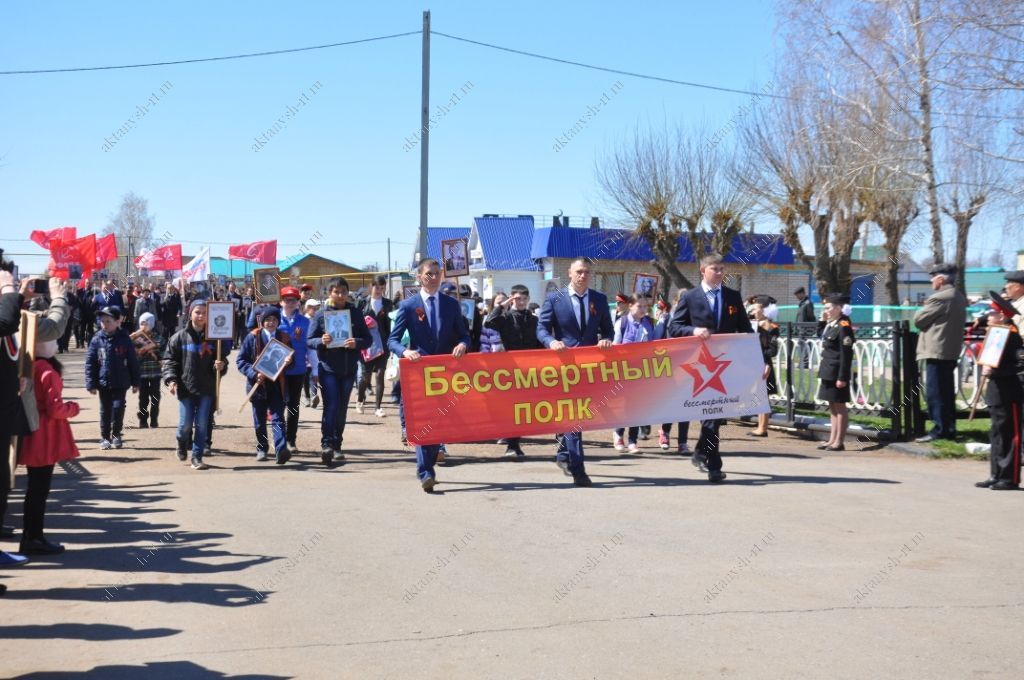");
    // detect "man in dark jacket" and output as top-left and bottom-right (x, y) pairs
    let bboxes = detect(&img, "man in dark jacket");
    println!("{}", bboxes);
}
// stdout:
(795, 287), (816, 323)
(355, 275), (394, 417)
(485, 284), (543, 457)
(307, 277), (371, 465)
(85, 307), (140, 450)
(160, 284), (183, 336)
(0, 271), (31, 571)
